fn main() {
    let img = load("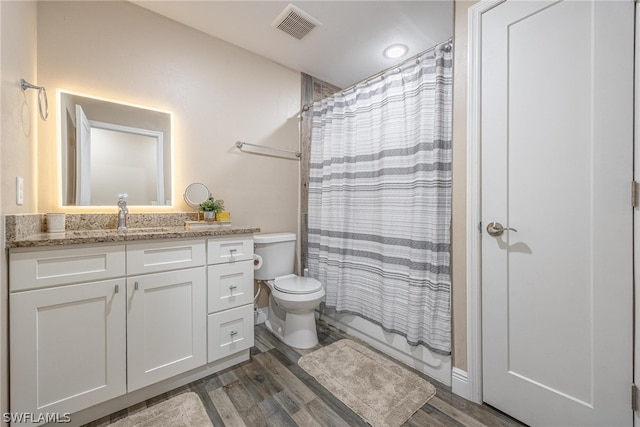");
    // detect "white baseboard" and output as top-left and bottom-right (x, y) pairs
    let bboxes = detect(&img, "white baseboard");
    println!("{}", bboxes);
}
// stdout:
(320, 308), (452, 386)
(451, 367), (471, 400)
